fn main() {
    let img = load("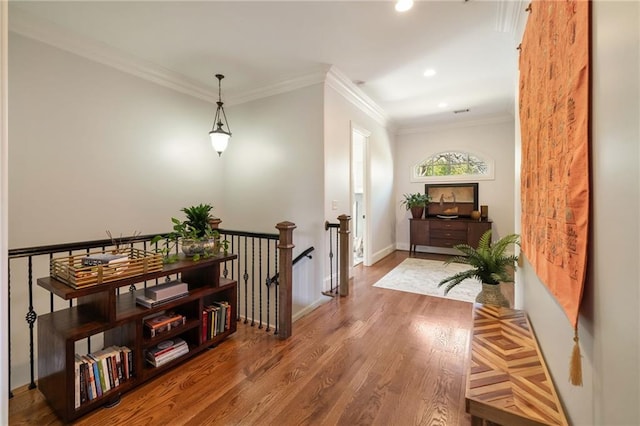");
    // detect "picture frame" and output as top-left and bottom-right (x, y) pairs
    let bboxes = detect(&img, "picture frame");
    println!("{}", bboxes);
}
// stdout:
(425, 182), (479, 218)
